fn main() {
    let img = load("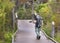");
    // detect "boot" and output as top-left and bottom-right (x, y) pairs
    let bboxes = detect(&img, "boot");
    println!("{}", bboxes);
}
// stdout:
(37, 35), (41, 40)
